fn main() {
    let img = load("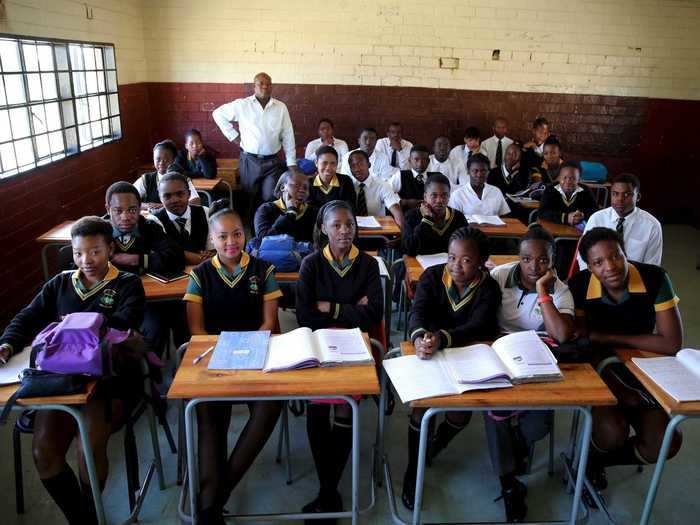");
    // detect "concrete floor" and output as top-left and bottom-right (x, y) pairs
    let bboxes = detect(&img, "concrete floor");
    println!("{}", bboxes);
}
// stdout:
(1, 224), (699, 524)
